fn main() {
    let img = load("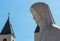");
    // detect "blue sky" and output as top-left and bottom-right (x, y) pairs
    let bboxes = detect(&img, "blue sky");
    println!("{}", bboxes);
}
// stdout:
(0, 0), (60, 41)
